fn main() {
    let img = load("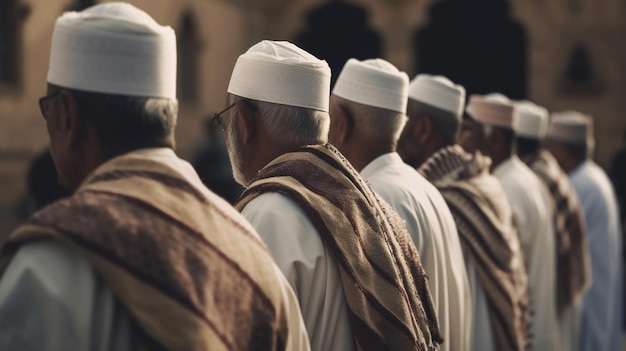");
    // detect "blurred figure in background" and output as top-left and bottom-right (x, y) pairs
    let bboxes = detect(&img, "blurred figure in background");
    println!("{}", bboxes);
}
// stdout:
(227, 40), (441, 351)
(294, 1), (381, 87)
(402, 74), (530, 351)
(609, 126), (626, 224)
(545, 111), (623, 351)
(460, 94), (560, 351)
(192, 114), (243, 204)
(515, 101), (591, 351)
(329, 59), (468, 351)
(0, 3), (308, 350)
